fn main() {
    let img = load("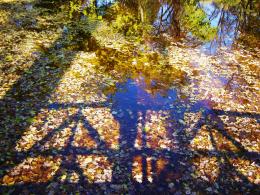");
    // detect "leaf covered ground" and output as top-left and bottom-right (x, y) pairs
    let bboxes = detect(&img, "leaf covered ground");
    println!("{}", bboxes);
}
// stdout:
(0, 0), (259, 194)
